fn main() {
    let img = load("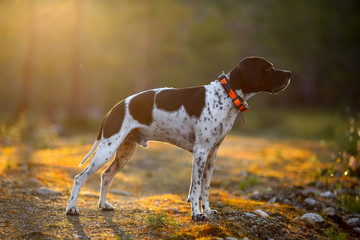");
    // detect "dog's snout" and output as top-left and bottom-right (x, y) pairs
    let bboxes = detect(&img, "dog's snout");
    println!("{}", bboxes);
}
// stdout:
(283, 70), (291, 78)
